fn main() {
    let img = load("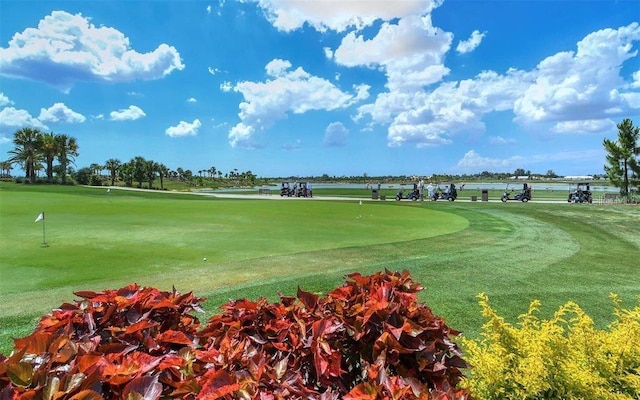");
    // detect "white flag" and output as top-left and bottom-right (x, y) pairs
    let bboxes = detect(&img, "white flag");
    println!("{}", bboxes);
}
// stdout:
(107, 188), (111, 193)
(35, 212), (44, 223)
(359, 200), (362, 206)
